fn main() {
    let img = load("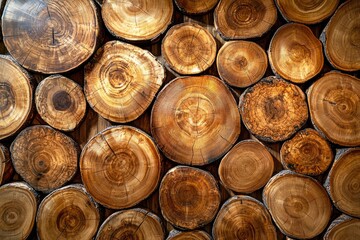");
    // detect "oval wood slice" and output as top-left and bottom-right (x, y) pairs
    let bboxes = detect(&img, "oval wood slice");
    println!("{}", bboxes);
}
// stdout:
(280, 128), (333, 176)
(0, 55), (33, 140)
(275, 0), (339, 24)
(2, 0), (99, 73)
(268, 23), (323, 83)
(167, 230), (211, 240)
(162, 23), (217, 75)
(102, 0), (173, 41)
(263, 170), (332, 239)
(37, 184), (100, 240)
(159, 166), (220, 230)
(35, 75), (86, 131)
(175, 0), (219, 14)
(151, 75), (240, 165)
(0, 144), (13, 184)
(212, 195), (276, 240)
(217, 41), (267, 88)
(321, 0), (360, 71)
(325, 148), (360, 217)
(10, 125), (78, 192)
(85, 40), (165, 123)
(324, 215), (360, 240)
(240, 76), (308, 142)
(214, 0), (277, 39)
(96, 208), (164, 240)
(219, 140), (274, 193)
(307, 72), (360, 146)
(0, 182), (38, 240)
(80, 126), (161, 209)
